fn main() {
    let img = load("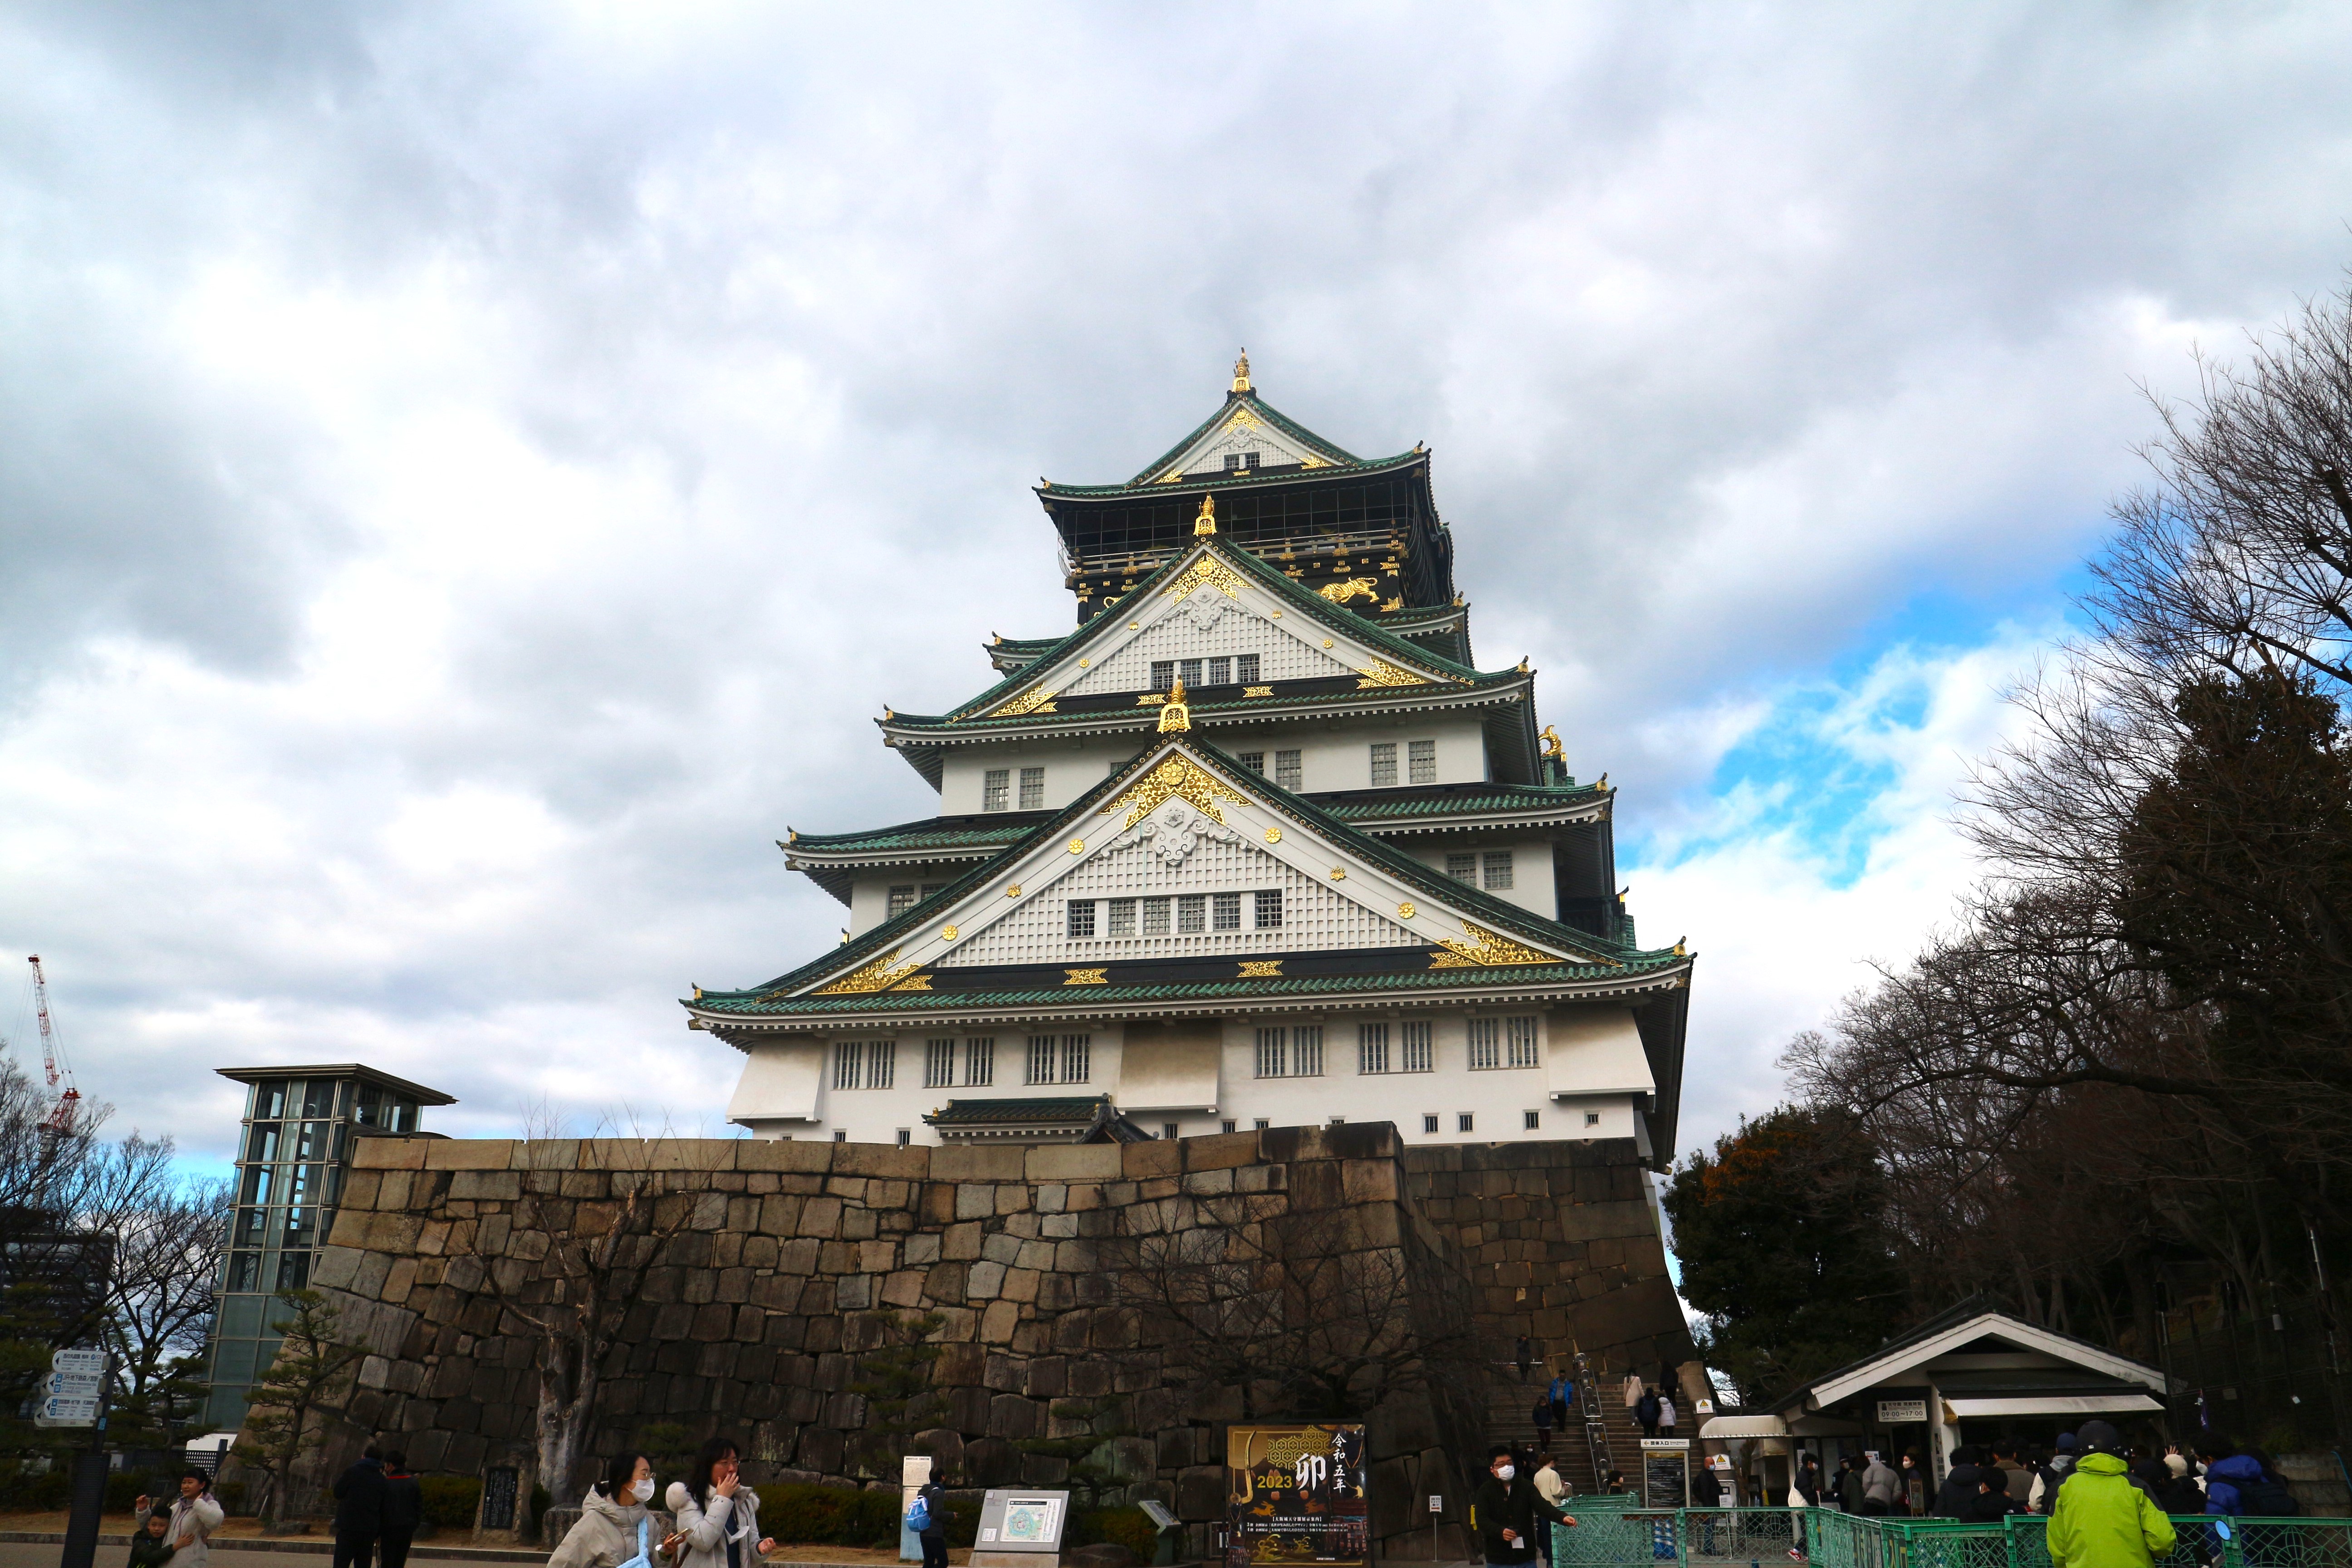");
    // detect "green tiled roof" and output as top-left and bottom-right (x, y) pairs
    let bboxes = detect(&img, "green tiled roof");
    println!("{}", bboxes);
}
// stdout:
(921, 537), (1506, 729)
(790, 814), (1047, 854)
(925, 1096), (1102, 1125)
(693, 957), (1683, 1017)
(1321, 782), (1607, 821)
(694, 734), (1673, 1012)
(1112, 390), (1365, 489)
